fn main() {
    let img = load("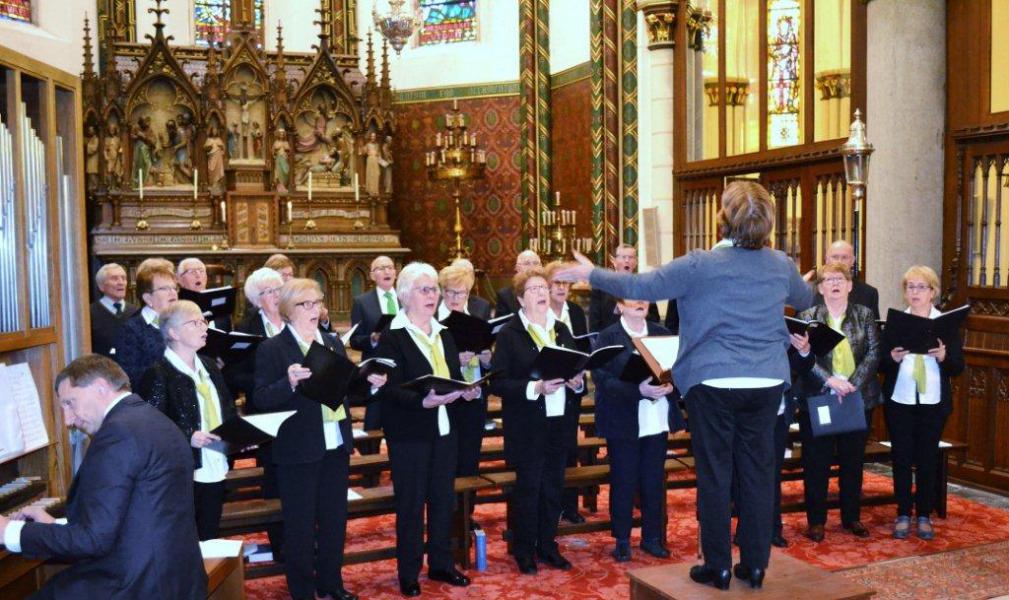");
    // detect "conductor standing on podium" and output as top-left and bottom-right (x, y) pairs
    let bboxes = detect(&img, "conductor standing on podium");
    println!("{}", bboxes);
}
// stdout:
(556, 181), (812, 591)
